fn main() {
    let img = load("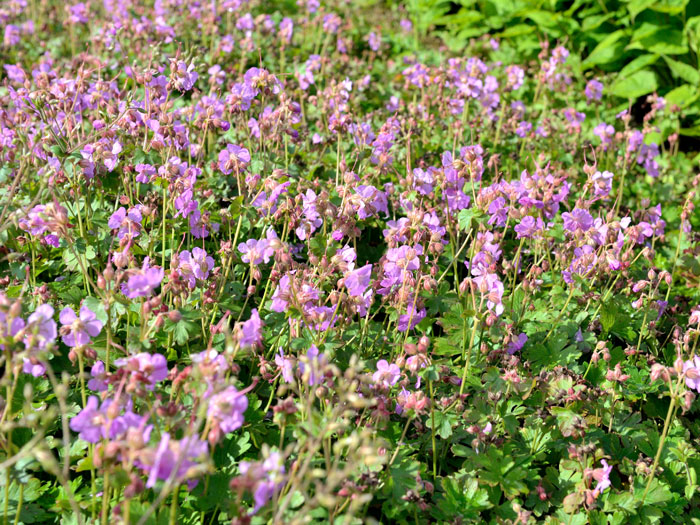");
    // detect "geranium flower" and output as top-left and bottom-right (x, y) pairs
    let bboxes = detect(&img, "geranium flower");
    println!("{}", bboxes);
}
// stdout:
(59, 306), (103, 347)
